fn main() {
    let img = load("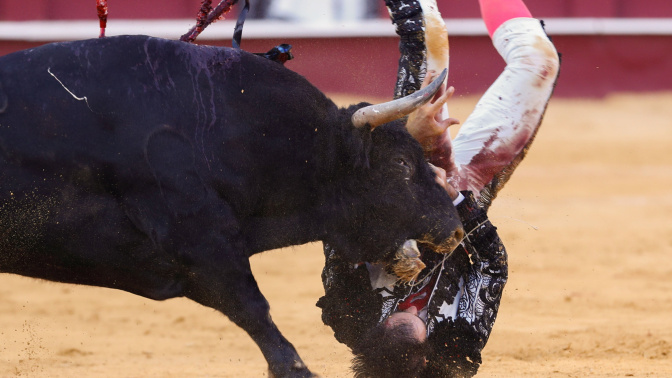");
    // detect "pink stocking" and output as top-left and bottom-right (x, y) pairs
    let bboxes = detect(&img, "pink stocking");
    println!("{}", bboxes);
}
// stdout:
(478, 0), (532, 37)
